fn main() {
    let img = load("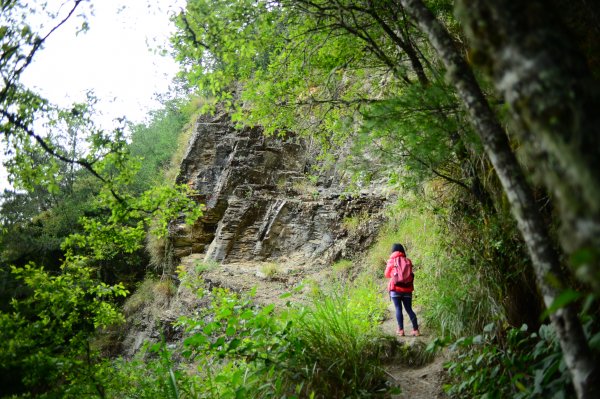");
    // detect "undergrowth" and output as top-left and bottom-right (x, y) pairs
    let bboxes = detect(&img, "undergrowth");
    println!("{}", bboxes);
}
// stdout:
(93, 275), (390, 398)
(438, 322), (578, 398)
